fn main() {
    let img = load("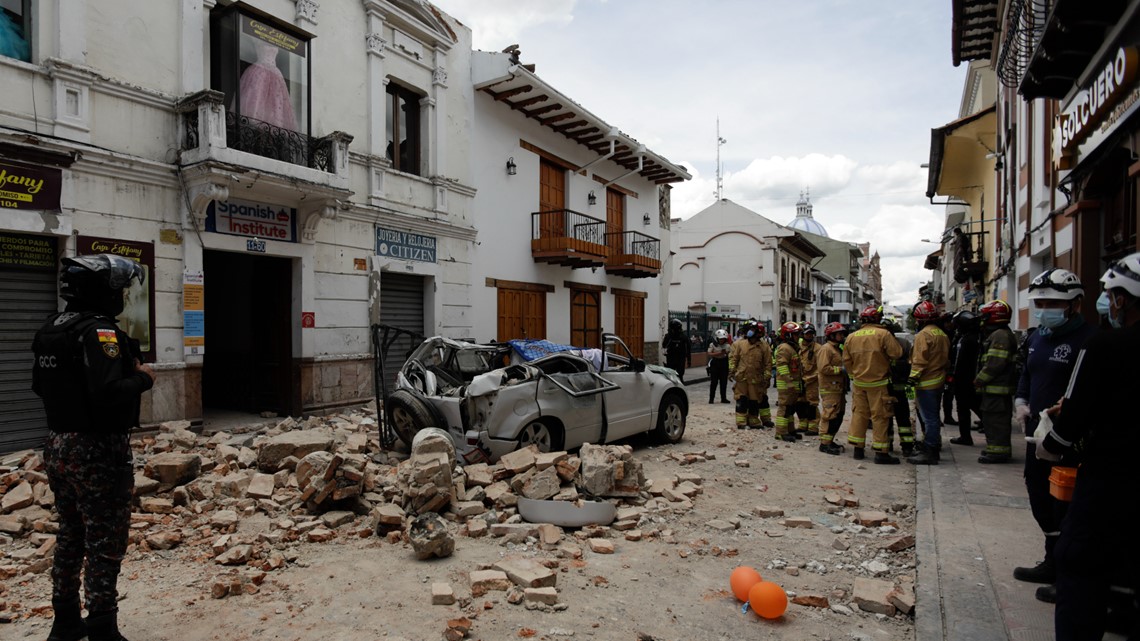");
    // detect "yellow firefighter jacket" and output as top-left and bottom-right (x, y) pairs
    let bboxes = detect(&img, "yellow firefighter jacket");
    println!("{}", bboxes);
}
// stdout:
(729, 338), (770, 384)
(774, 341), (802, 392)
(817, 341), (846, 394)
(842, 323), (903, 387)
(909, 324), (950, 389)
